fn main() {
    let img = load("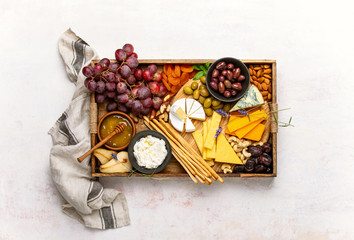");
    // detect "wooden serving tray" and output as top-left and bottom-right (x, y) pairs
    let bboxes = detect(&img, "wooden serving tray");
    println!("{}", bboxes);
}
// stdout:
(90, 59), (277, 178)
